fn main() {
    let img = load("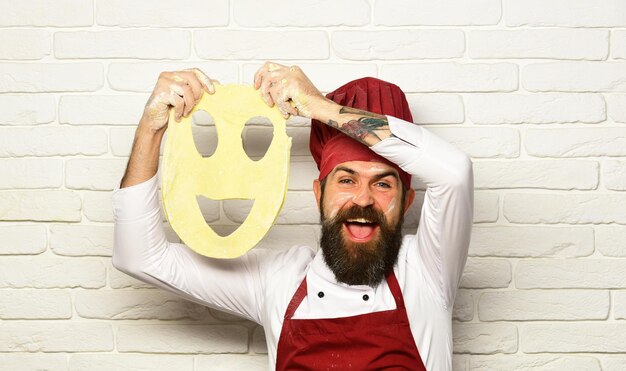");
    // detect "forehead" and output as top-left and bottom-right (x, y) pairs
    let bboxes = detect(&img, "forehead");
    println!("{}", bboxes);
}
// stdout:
(330, 161), (398, 177)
